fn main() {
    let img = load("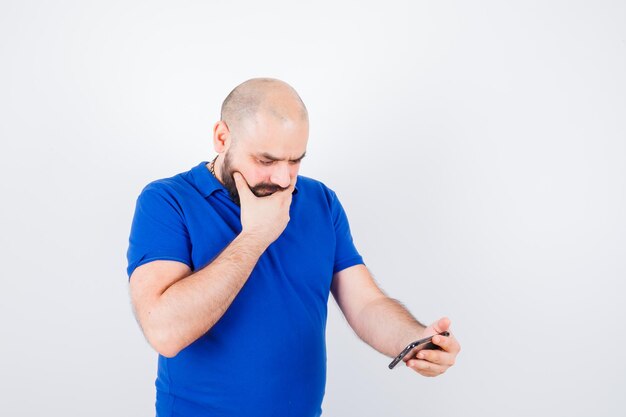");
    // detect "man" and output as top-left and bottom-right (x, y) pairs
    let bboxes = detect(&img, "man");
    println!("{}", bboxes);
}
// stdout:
(126, 77), (460, 416)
